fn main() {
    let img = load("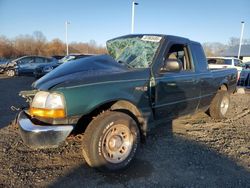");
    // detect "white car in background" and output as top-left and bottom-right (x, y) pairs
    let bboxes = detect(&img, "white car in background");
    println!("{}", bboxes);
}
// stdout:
(207, 57), (244, 80)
